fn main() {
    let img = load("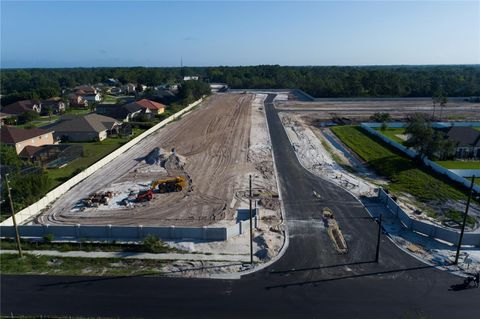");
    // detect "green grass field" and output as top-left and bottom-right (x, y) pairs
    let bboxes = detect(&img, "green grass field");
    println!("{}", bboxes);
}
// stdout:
(65, 108), (92, 115)
(436, 161), (480, 169)
(0, 253), (166, 276)
(375, 127), (407, 145)
(331, 126), (466, 202)
(47, 128), (145, 188)
(101, 95), (119, 104)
